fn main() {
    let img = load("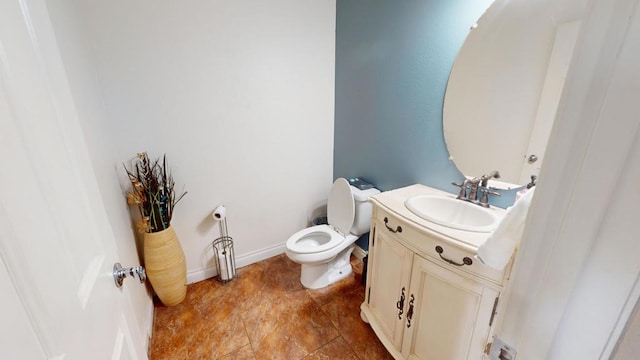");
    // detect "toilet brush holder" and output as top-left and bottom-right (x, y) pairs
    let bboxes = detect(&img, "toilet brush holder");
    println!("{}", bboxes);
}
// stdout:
(213, 236), (236, 282)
